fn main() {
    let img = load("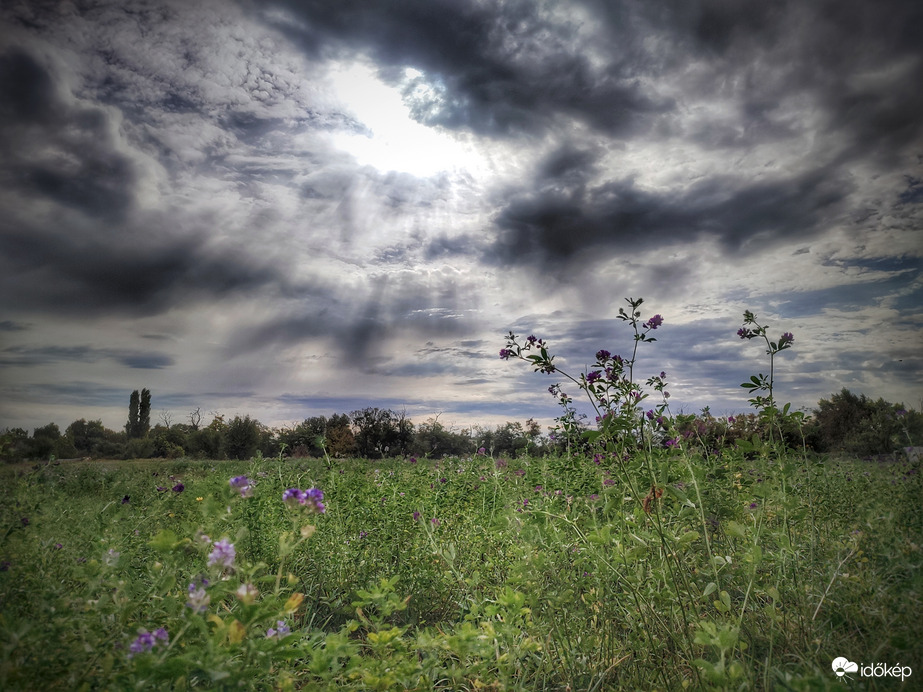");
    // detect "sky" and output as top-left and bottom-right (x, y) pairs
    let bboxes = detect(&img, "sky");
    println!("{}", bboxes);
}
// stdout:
(1, 0), (921, 437)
